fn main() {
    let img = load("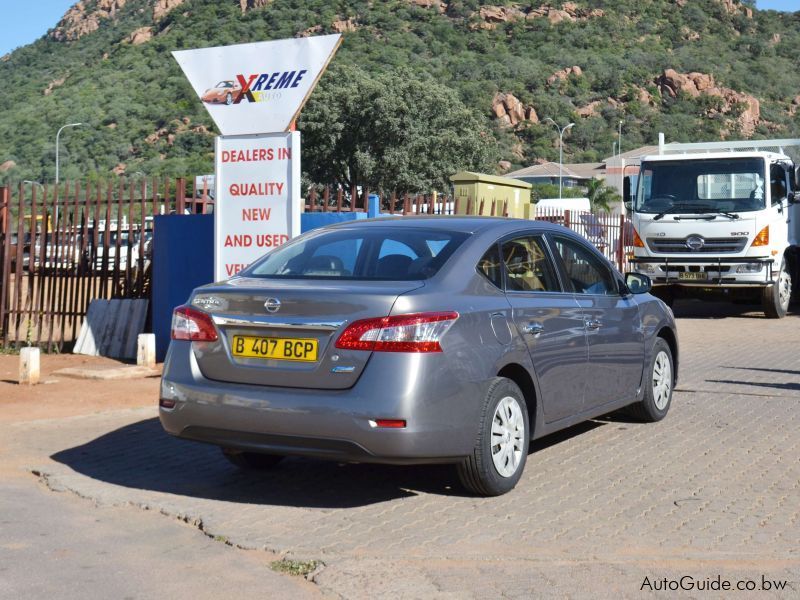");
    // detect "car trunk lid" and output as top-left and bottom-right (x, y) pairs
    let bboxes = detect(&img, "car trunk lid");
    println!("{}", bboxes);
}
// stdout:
(189, 277), (423, 389)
